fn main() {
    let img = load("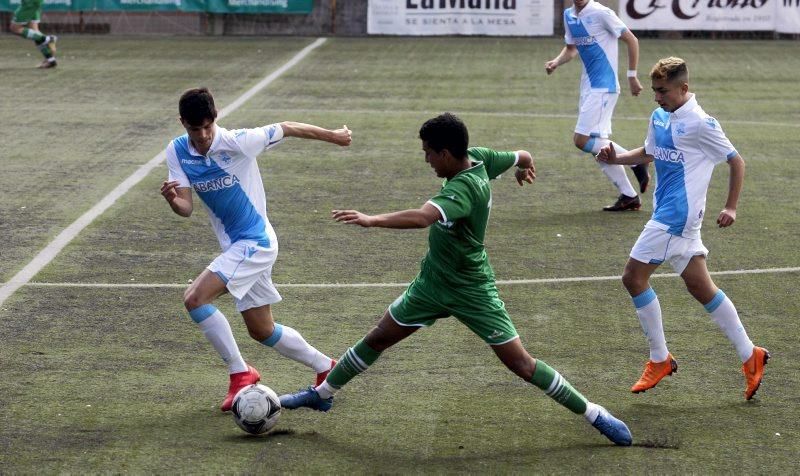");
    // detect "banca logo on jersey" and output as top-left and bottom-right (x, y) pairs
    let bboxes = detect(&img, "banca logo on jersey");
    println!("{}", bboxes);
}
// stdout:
(573, 36), (597, 46)
(653, 146), (685, 163)
(193, 174), (241, 192)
